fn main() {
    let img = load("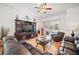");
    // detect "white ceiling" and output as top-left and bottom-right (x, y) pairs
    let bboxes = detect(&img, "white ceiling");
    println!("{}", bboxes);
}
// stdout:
(1, 3), (79, 20)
